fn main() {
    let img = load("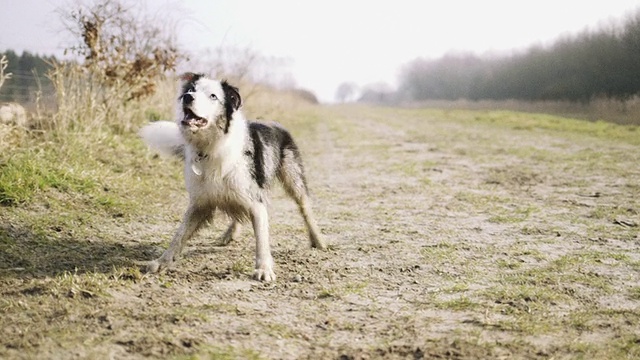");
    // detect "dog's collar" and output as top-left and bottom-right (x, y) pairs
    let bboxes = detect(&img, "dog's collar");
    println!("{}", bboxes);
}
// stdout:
(191, 152), (208, 176)
(196, 152), (208, 161)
